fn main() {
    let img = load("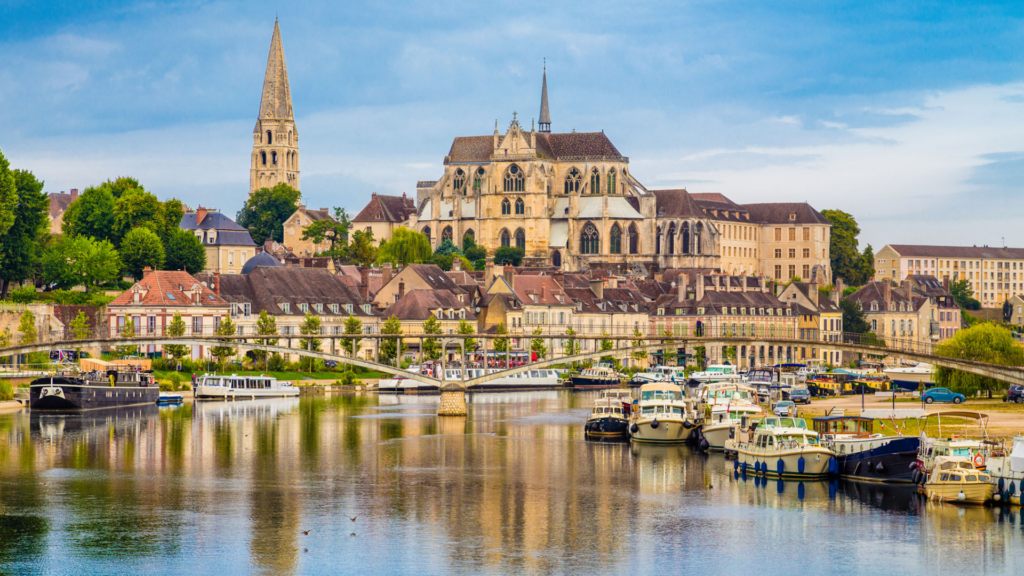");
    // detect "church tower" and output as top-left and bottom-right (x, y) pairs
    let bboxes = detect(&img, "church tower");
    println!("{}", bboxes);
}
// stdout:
(251, 19), (299, 194)
(538, 63), (551, 133)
